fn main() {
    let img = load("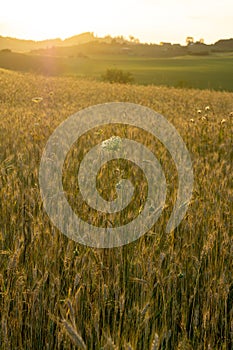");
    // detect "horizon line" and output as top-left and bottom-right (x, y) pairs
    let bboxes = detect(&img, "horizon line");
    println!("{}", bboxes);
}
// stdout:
(0, 32), (232, 46)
